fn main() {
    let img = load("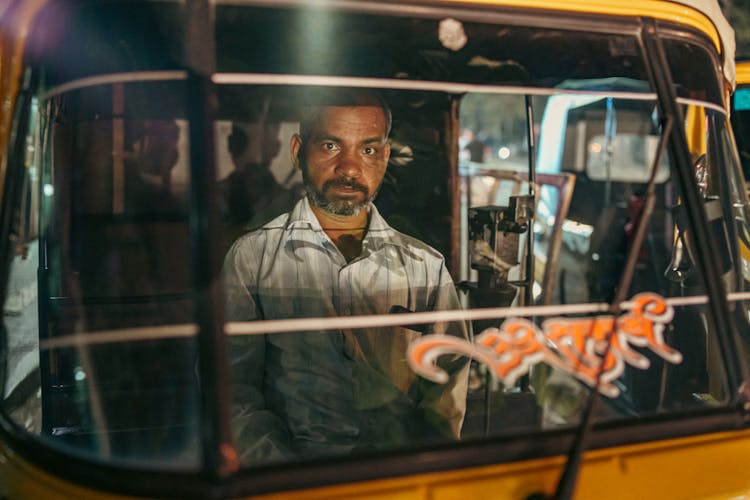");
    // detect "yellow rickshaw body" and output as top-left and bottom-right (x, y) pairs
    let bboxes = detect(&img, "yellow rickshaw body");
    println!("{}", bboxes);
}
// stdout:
(2, 427), (750, 499)
(0, 1), (747, 499)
